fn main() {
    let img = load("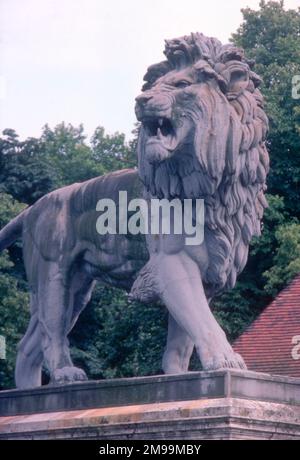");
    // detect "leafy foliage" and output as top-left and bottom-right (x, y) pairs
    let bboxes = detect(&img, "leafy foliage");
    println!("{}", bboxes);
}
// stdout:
(70, 285), (168, 379)
(264, 222), (300, 295)
(0, 194), (29, 389)
(232, 0), (300, 217)
(0, 130), (56, 205)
